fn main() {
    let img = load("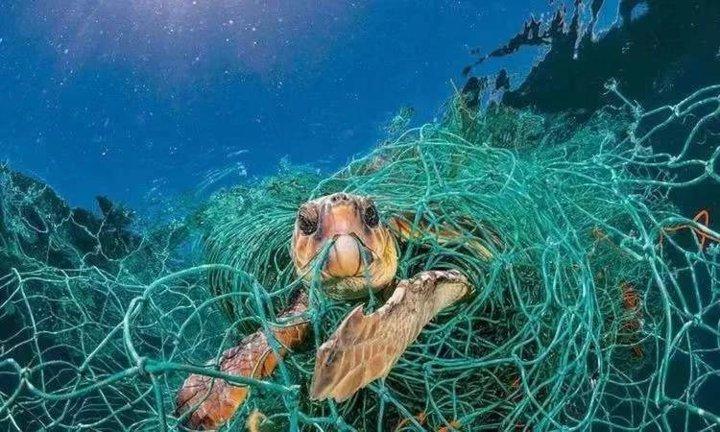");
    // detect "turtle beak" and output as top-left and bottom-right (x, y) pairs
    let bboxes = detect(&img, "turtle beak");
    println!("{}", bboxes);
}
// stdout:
(324, 234), (367, 277)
